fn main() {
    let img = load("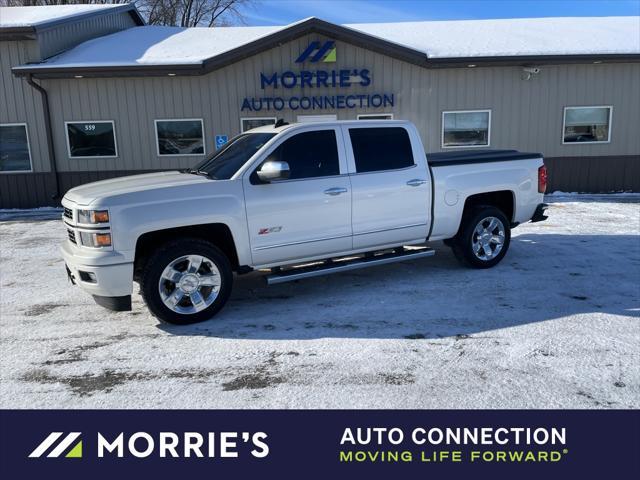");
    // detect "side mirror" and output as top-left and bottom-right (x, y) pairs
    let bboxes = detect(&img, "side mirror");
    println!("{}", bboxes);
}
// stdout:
(257, 160), (290, 182)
